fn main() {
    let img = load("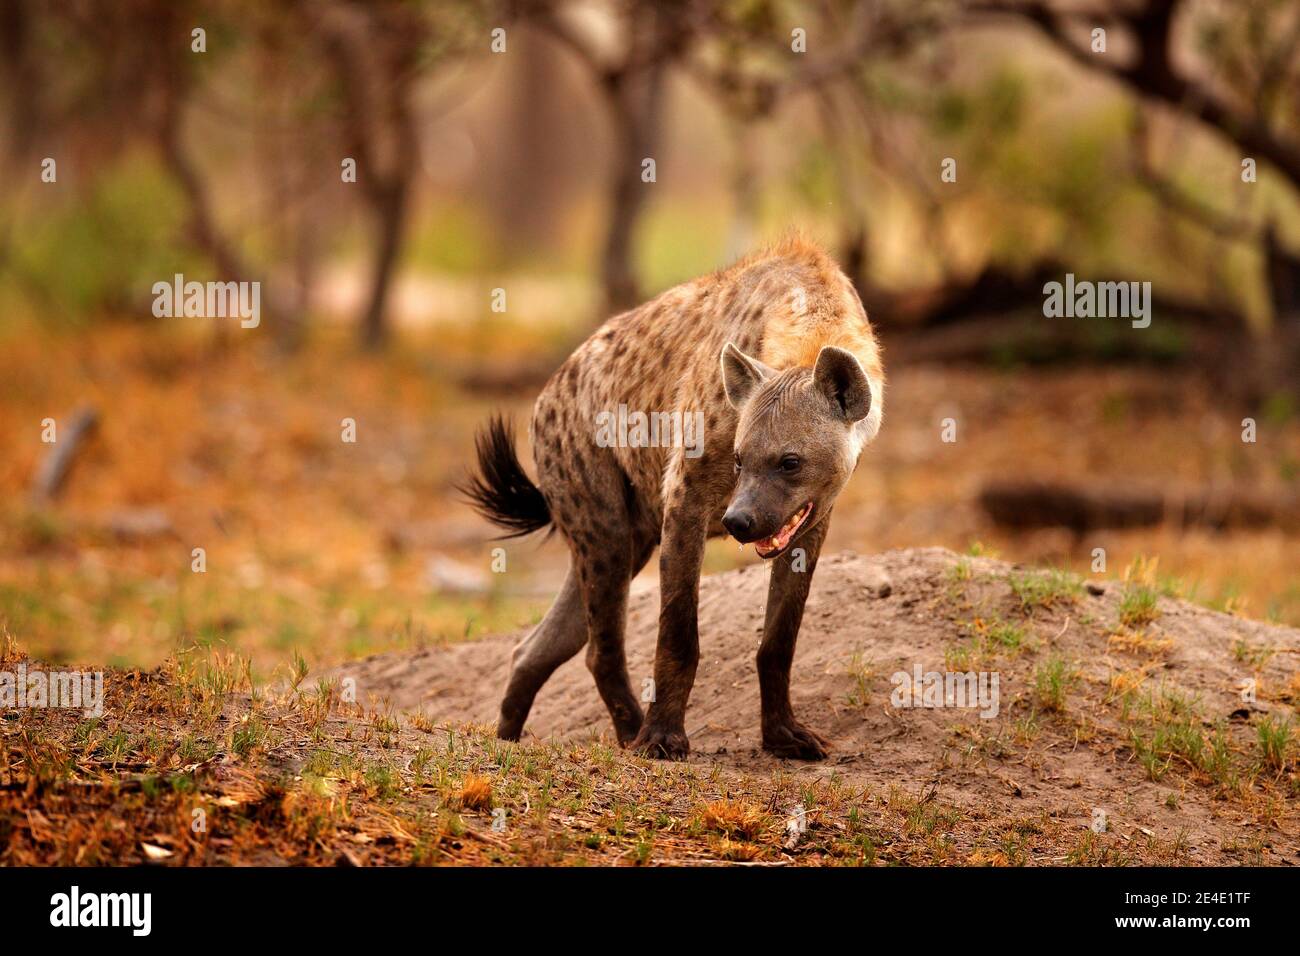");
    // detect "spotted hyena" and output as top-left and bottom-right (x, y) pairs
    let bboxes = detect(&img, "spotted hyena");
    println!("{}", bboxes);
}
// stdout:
(463, 236), (884, 760)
